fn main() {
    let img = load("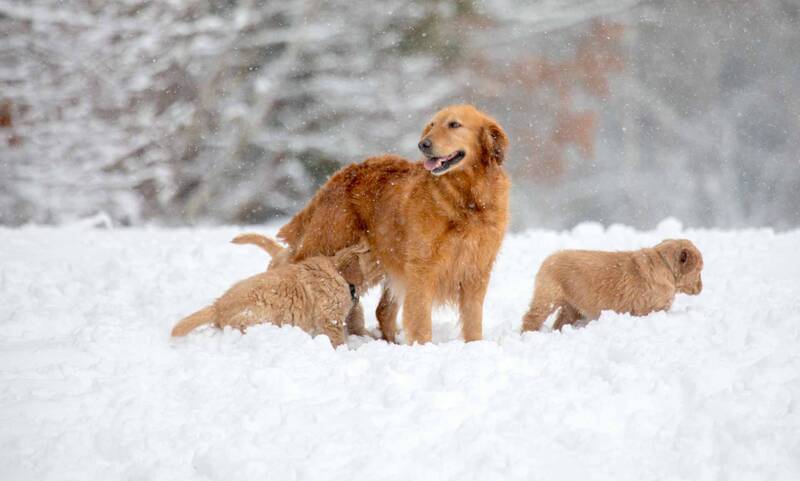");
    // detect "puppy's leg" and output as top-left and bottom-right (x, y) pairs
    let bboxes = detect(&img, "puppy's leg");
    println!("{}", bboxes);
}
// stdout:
(522, 276), (567, 332)
(376, 285), (400, 343)
(521, 304), (553, 332)
(521, 284), (559, 332)
(459, 279), (489, 342)
(402, 275), (434, 344)
(552, 304), (581, 331)
(345, 302), (370, 337)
